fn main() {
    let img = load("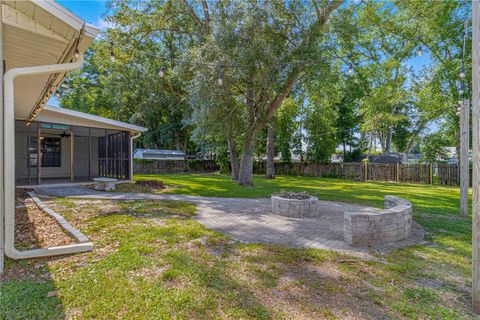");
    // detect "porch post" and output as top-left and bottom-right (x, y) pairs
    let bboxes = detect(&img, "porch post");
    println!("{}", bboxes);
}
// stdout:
(27, 124), (31, 184)
(70, 131), (74, 182)
(105, 129), (108, 177)
(120, 132), (123, 179)
(88, 127), (91, 181)
(128, 132), (133, 181)
(37, 126), (41, 185)
(129, 133), (133, 180)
